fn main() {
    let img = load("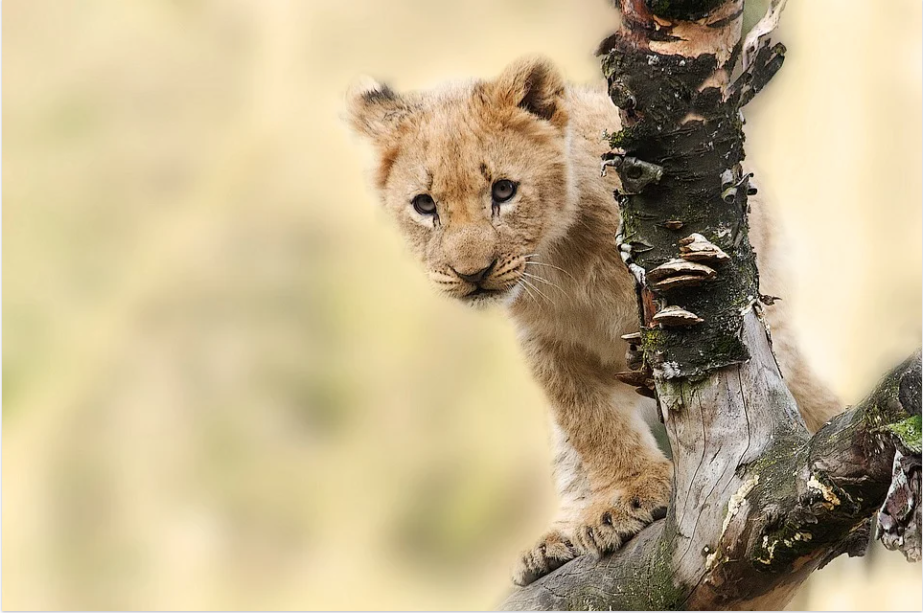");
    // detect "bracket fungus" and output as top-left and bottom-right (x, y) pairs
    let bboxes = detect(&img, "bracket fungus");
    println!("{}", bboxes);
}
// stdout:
(648, 258), (717, 292)
(616, 370), (656, 398)
(615, 370), (652, 388)
(678, 233), (730, 264)
(620, 331), (643, 344)
(652, 305), (704, 327)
